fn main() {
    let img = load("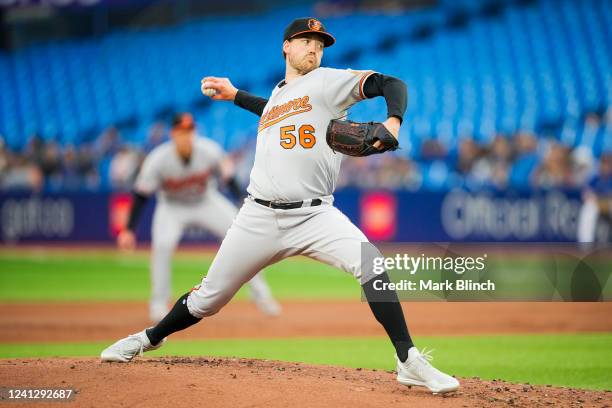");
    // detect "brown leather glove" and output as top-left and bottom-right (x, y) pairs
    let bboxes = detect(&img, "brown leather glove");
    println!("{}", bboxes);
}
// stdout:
(326, 119), (399, 157)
